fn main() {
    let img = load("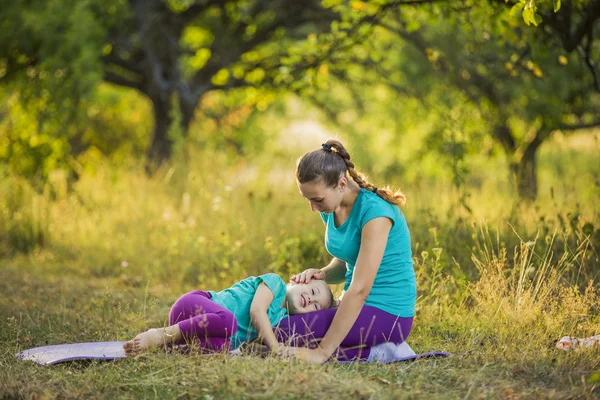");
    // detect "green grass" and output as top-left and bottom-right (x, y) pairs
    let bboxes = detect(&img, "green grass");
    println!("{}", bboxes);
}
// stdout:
(1, 143), (599, 399)
(1, 251), (599, 399)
